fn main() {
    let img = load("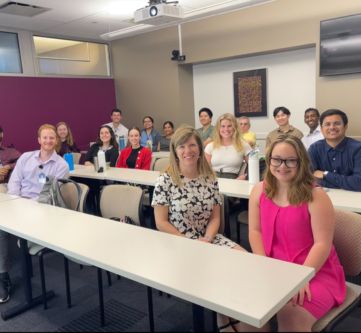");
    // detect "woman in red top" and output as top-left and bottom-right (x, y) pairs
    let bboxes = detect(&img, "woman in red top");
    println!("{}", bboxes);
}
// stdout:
(116, 127), (152, 170)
